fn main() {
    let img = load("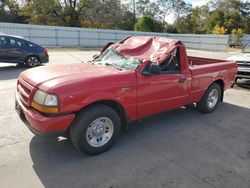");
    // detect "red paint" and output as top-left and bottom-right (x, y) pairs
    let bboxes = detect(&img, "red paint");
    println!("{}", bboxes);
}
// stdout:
(111, 36), (178, 63)
(16, 36), (237, 135)
(16, 92), (75, 134)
